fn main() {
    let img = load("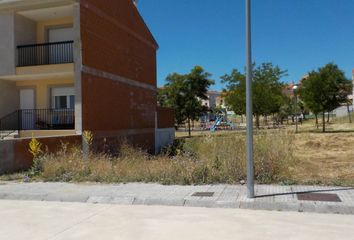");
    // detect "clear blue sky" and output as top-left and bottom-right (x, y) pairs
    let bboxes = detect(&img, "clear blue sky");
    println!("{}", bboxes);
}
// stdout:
(138, 0), (354, 90)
